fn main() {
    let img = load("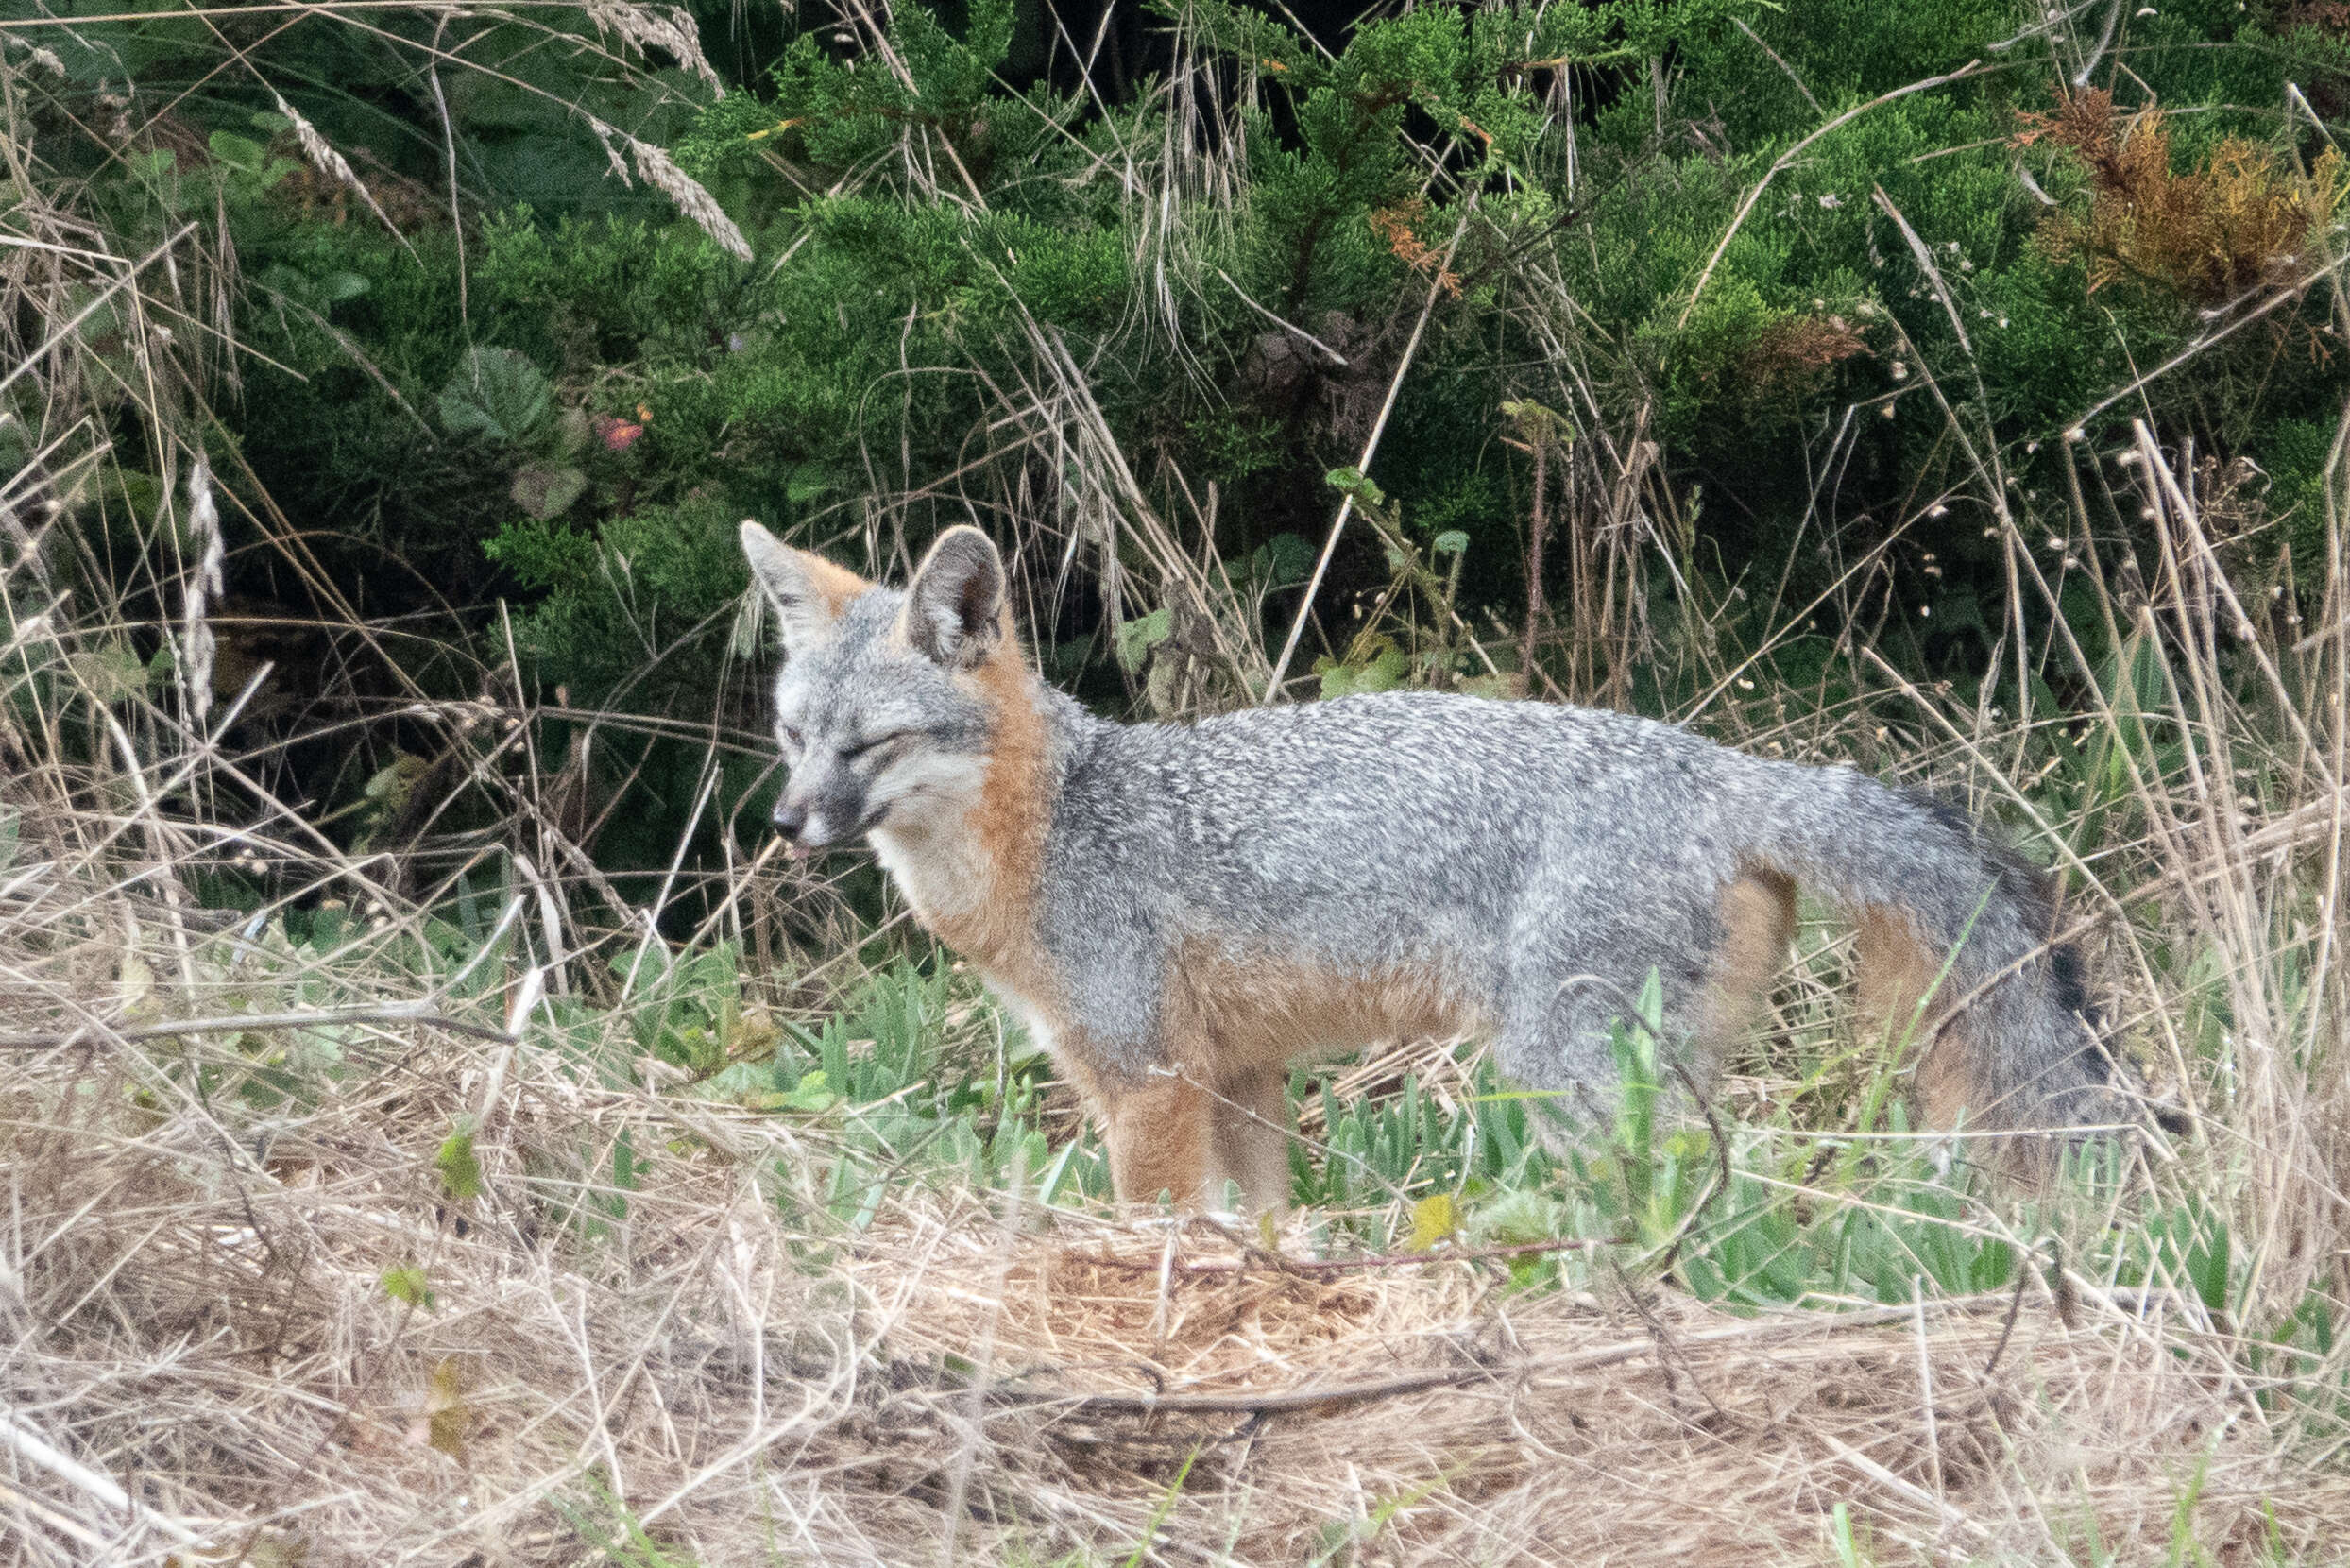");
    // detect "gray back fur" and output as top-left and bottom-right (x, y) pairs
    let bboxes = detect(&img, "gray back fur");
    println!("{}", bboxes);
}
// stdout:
(1039, 691), (2106, 1123)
